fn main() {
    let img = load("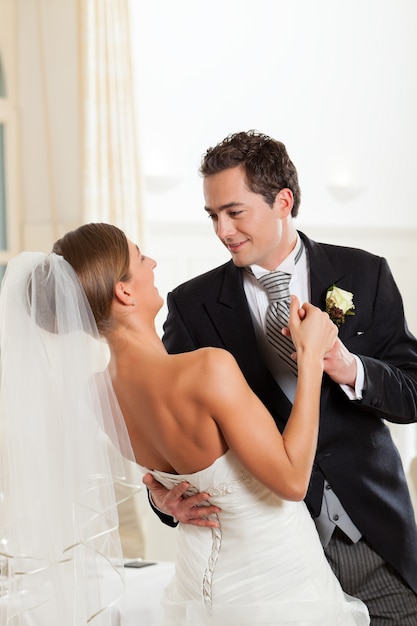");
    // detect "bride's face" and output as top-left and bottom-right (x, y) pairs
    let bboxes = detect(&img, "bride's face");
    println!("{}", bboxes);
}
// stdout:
(126, 239), (164, 316)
